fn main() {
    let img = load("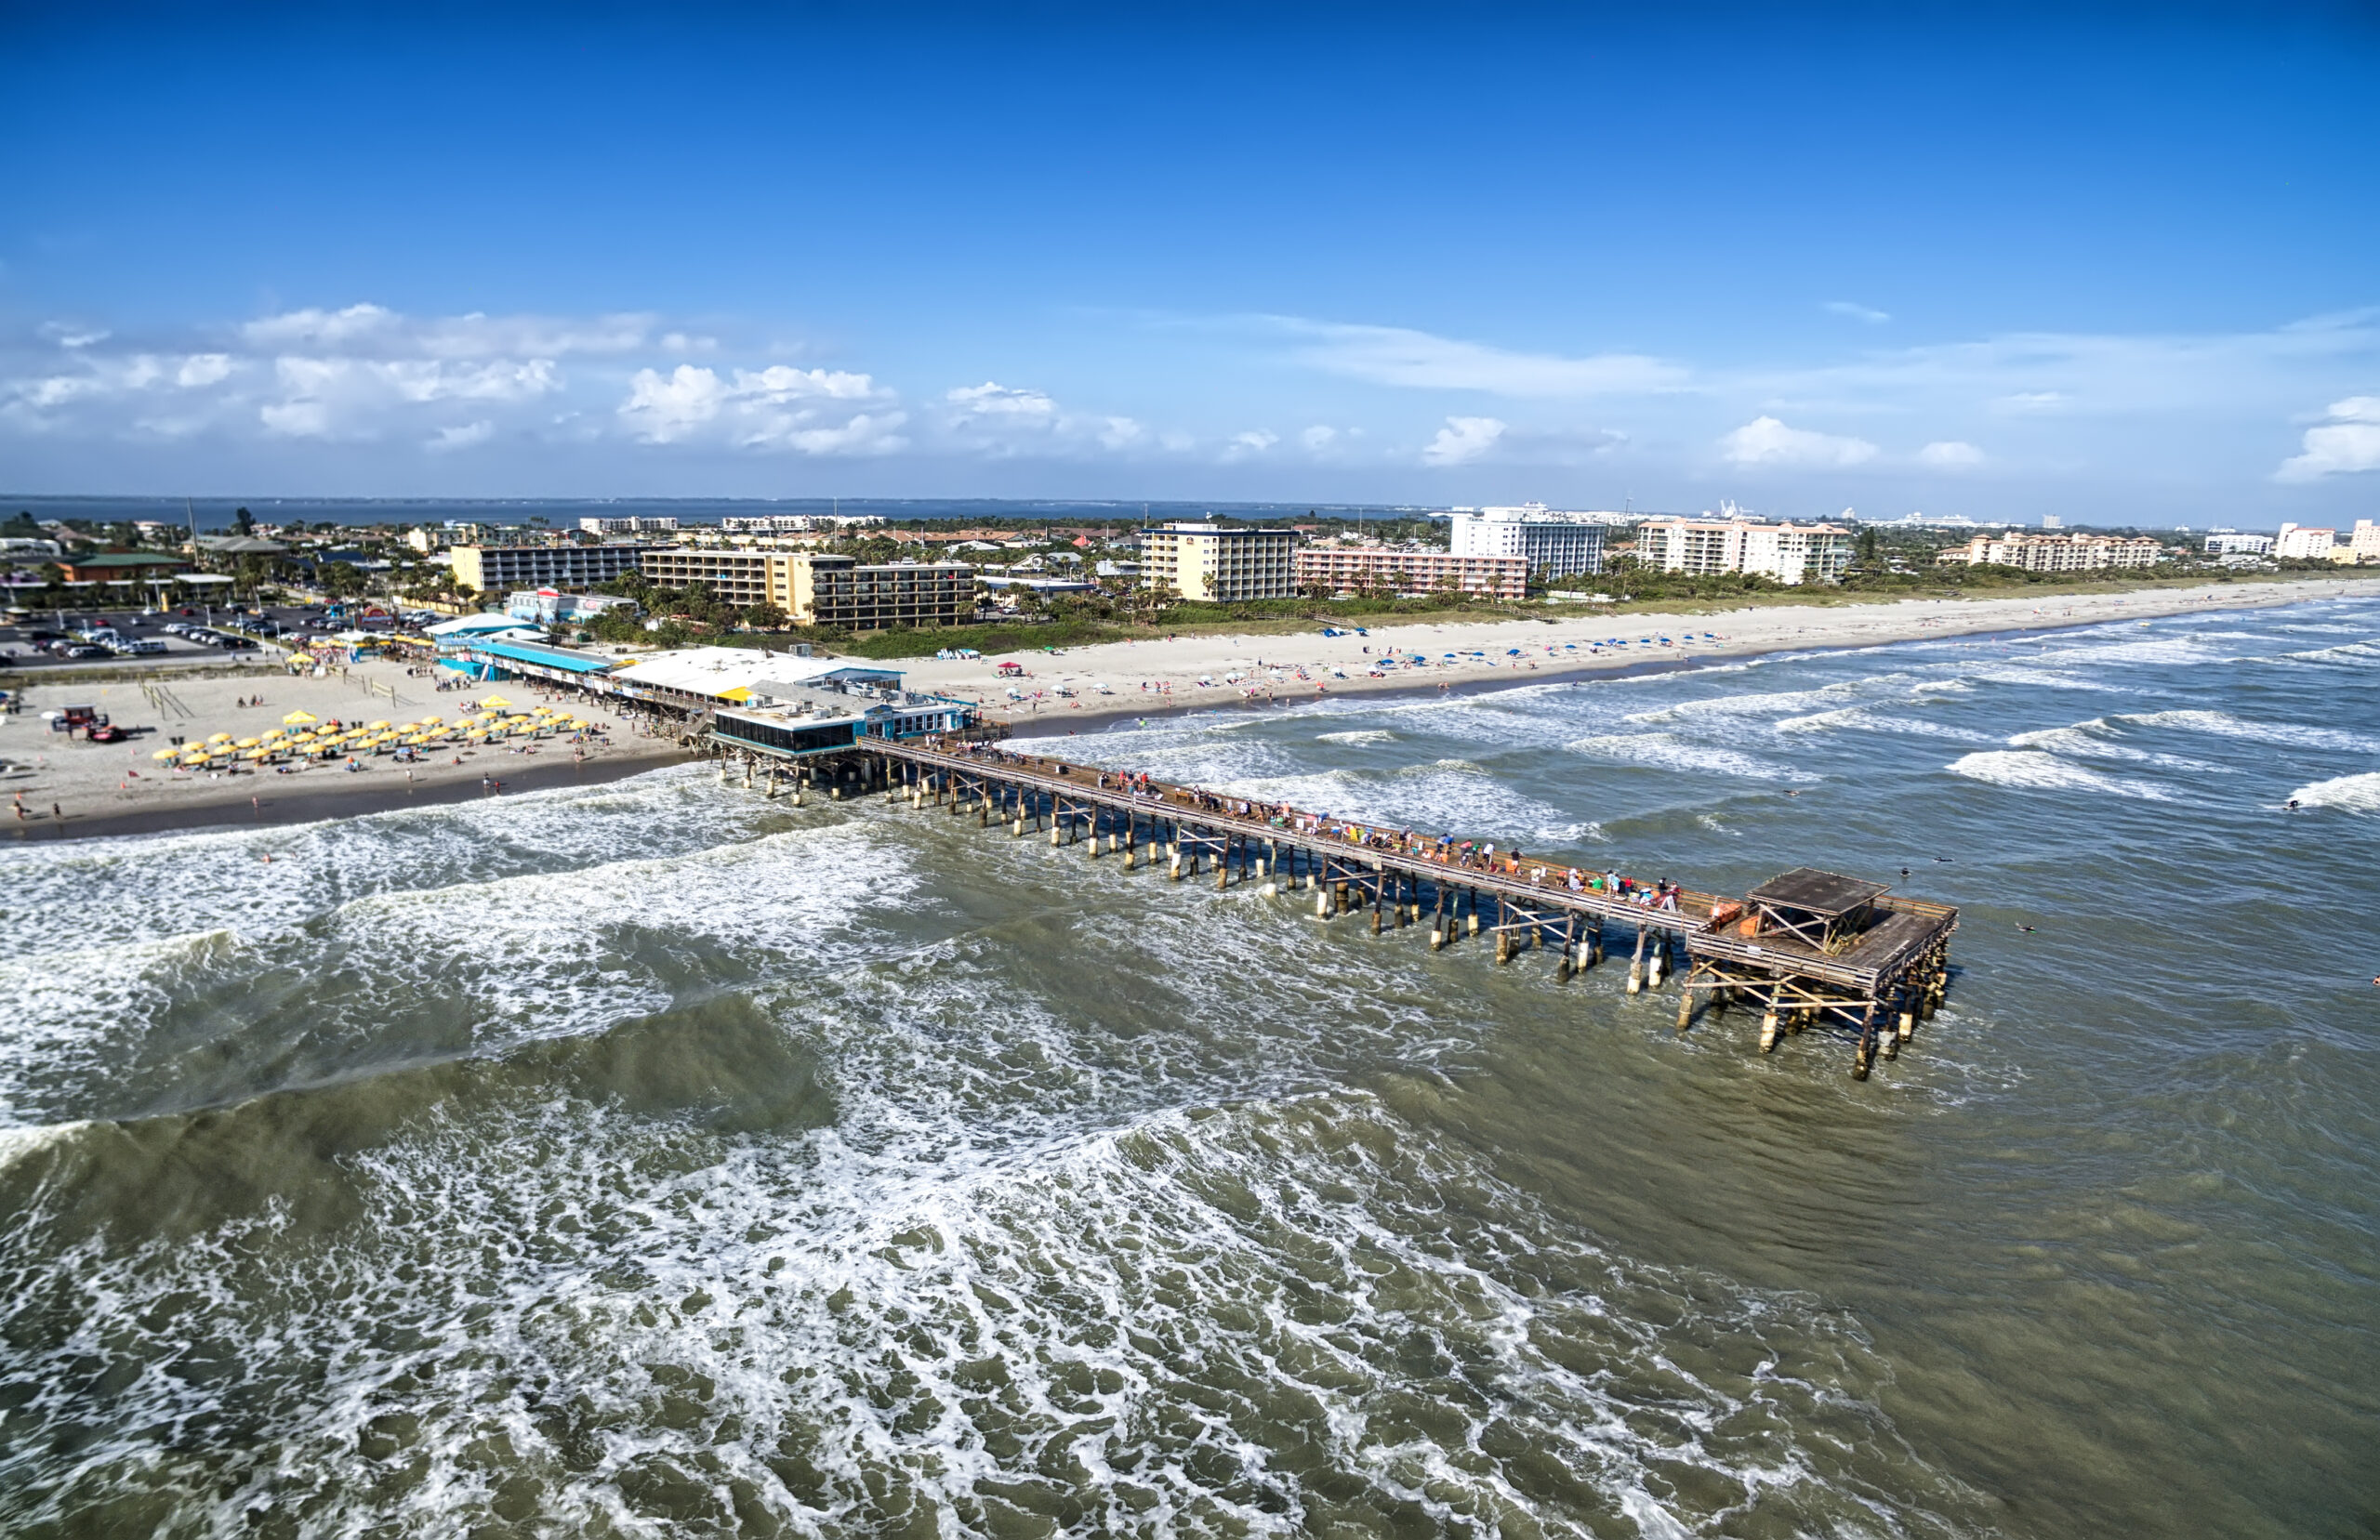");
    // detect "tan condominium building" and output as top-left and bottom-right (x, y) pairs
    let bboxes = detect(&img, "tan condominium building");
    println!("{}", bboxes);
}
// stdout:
(1138, 522), (1297, 601)
(450, 543), (654, 595)
(1293, 545), (1527, 600)
(1635, 520), (1854, 586)
(1934, 533), (2164, 572)
(640, 547), (972, 629)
